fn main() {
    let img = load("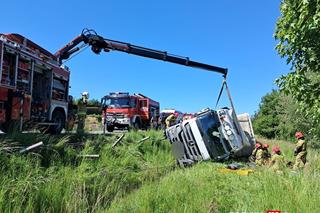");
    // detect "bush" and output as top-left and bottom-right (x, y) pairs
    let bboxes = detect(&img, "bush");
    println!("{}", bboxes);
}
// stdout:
(253, 90), (313, 142)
